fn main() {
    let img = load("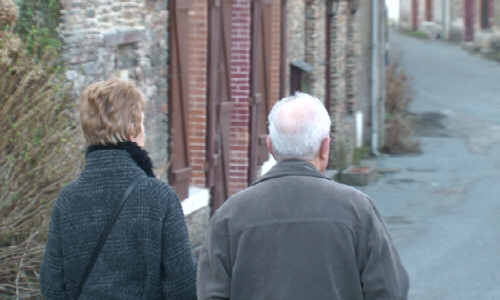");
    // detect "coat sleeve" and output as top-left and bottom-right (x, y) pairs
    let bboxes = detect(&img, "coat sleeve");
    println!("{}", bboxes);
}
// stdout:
(357, 197), (410, 300)
(161, 188), (197, 300)
(40, 204), (67, 300)
(196, 212), (231, 300)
